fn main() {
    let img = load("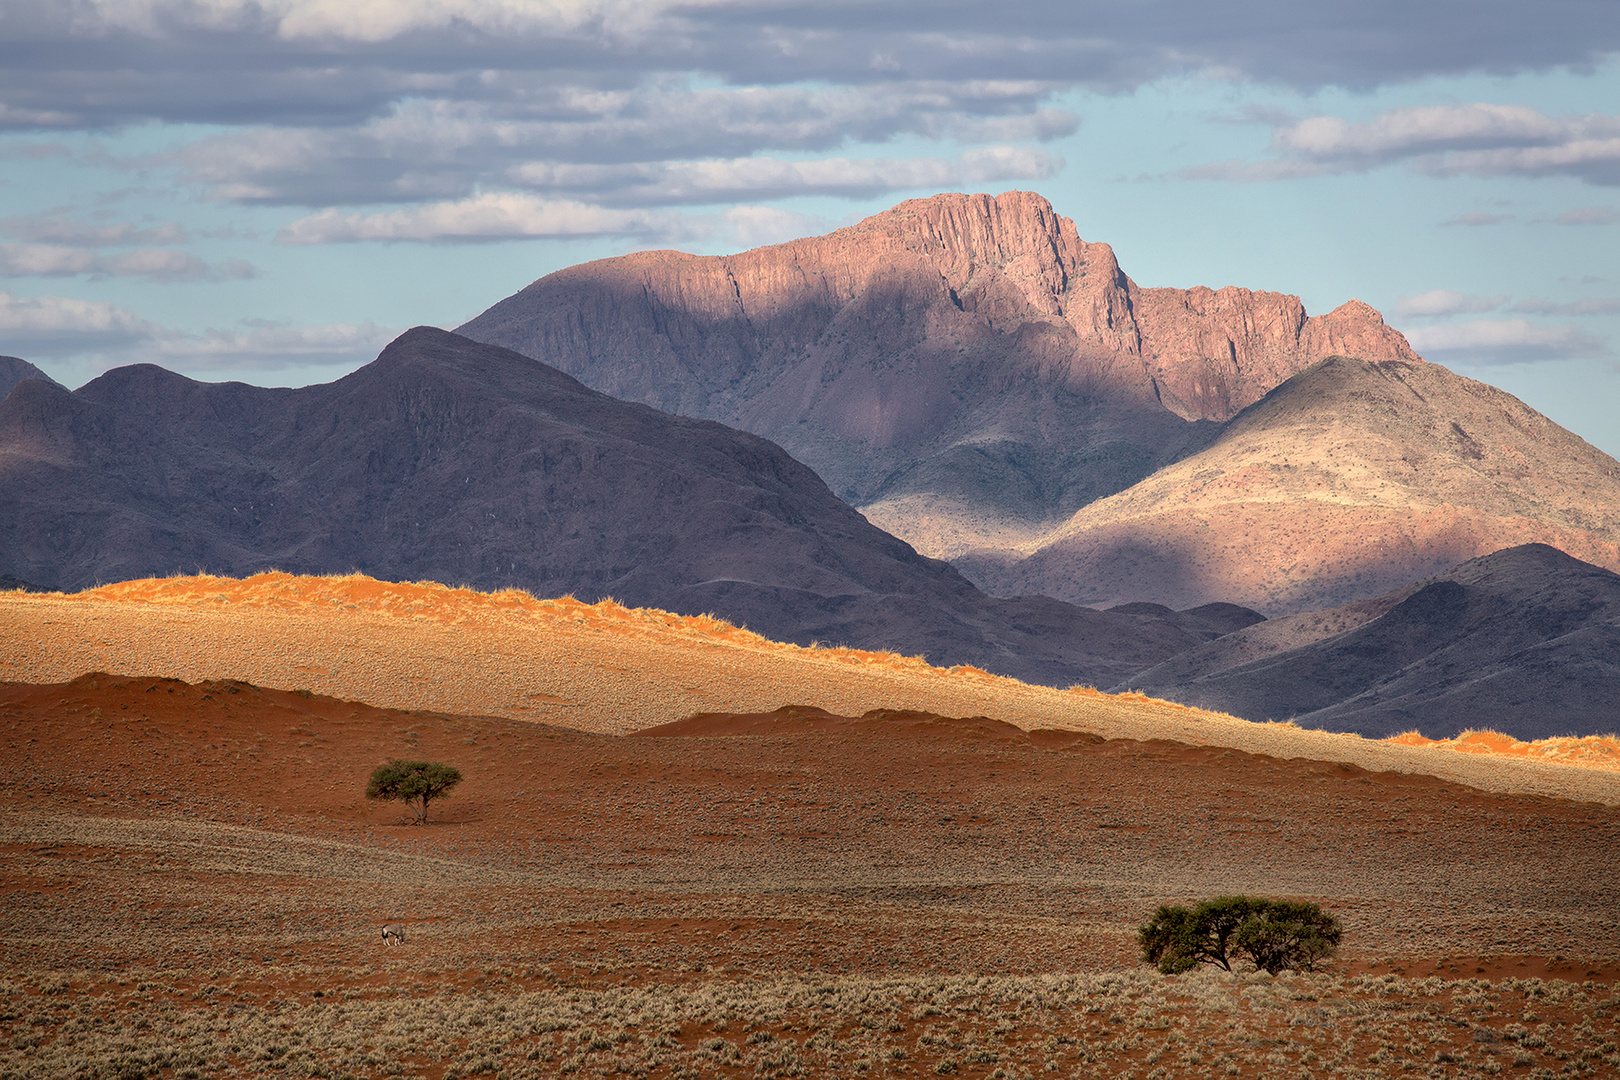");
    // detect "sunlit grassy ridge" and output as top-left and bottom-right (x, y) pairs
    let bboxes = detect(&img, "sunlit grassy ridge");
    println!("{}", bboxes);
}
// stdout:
(62, 572), (1620, 771)
(70, 572), (1011, 682)
(63, 571), (1222, 709)
(1389, 727), (1620, 770)
(6, 573), (1619, 796)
